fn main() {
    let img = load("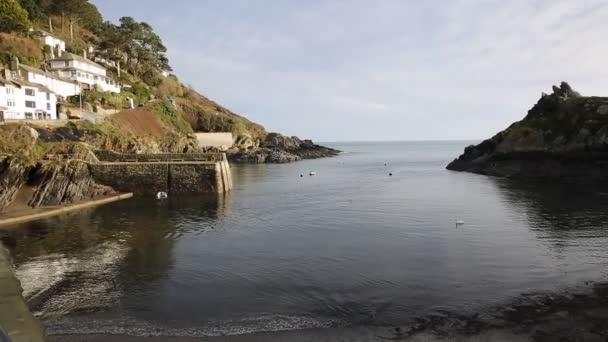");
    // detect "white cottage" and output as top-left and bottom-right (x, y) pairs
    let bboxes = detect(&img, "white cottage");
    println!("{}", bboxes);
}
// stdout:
(47, 52), (121, 93)
(0, 78), (57, 120)
(19, 65), (81, 99)
(35, 31), (66, 58)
